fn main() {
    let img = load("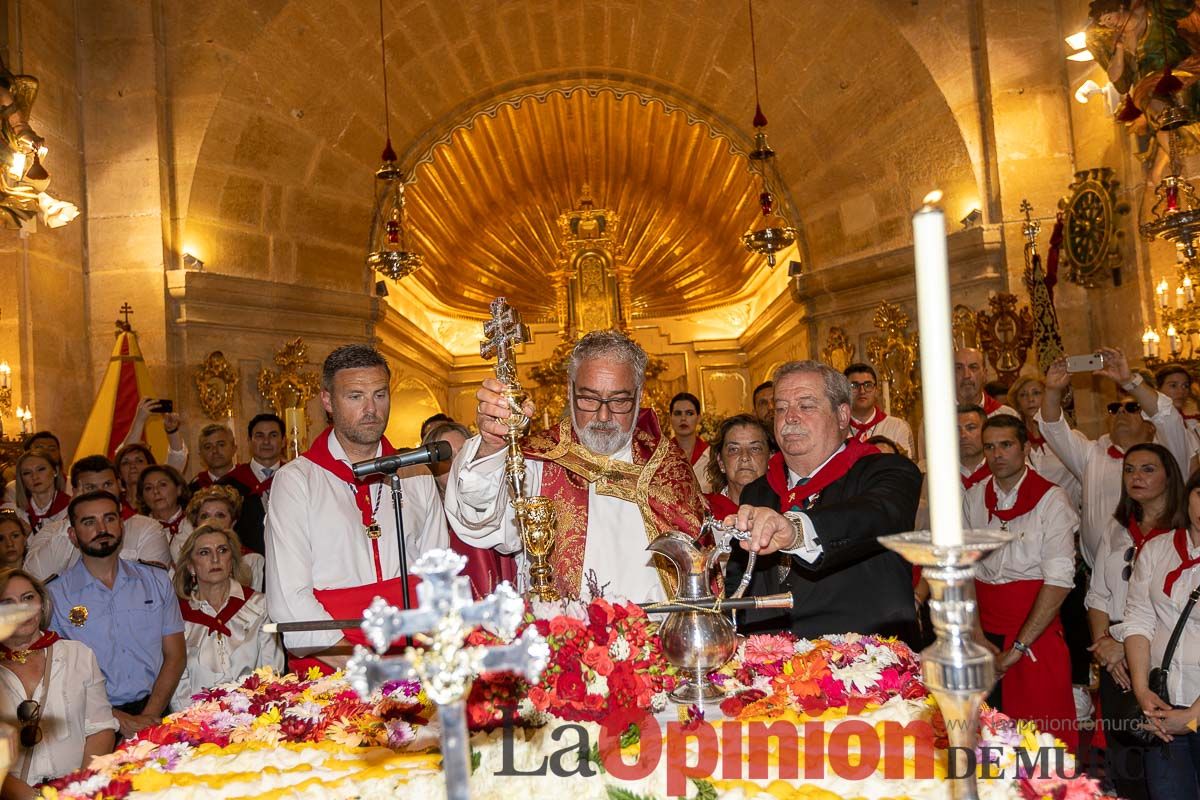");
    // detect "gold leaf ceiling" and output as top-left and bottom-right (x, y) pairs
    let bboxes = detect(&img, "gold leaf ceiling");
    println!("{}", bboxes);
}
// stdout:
(404, 88), (776, 322)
